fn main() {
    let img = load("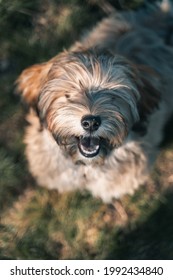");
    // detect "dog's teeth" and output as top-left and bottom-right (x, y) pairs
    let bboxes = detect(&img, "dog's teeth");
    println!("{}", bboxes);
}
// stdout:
(78, 137), (100, 157)
(80, 144), (100, 156)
